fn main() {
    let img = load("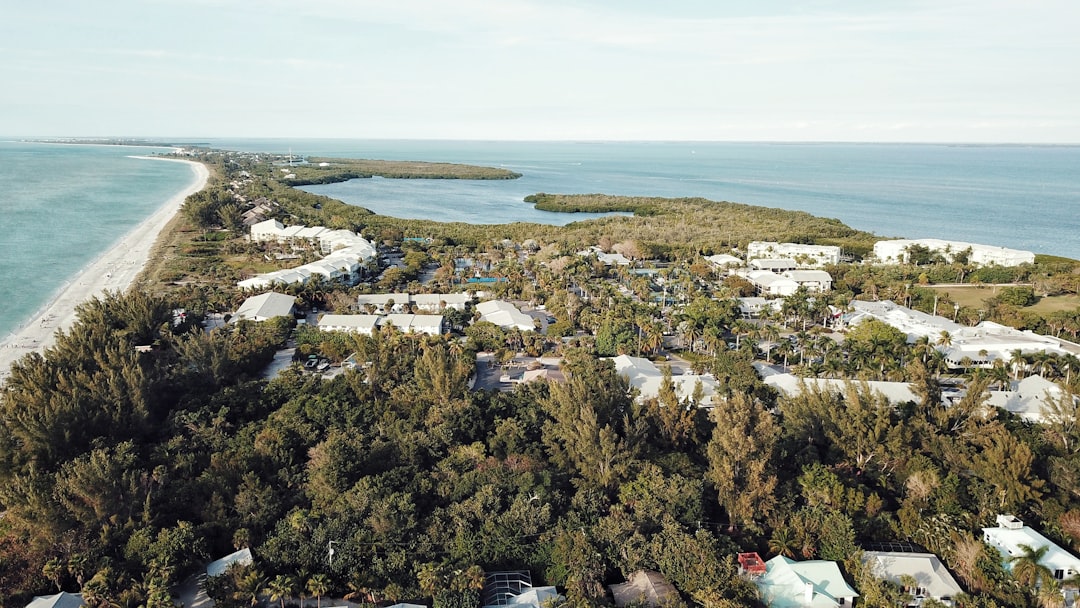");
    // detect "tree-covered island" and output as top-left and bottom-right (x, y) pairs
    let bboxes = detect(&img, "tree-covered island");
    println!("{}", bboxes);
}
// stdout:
(3, 147), (1080, 608)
